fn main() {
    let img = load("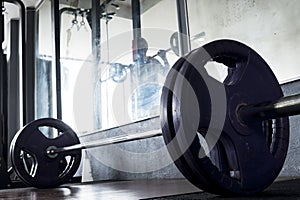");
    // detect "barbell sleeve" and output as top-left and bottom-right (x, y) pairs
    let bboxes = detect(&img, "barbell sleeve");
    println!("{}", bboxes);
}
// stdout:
(239, 93), (300, 123)
(50, 129), (162, 154)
